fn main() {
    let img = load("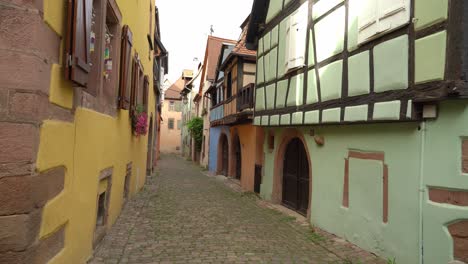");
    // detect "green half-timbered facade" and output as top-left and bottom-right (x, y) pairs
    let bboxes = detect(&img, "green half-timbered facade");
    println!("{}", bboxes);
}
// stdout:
(249, 0), (467, 127)
(246, 1), (468, 263)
